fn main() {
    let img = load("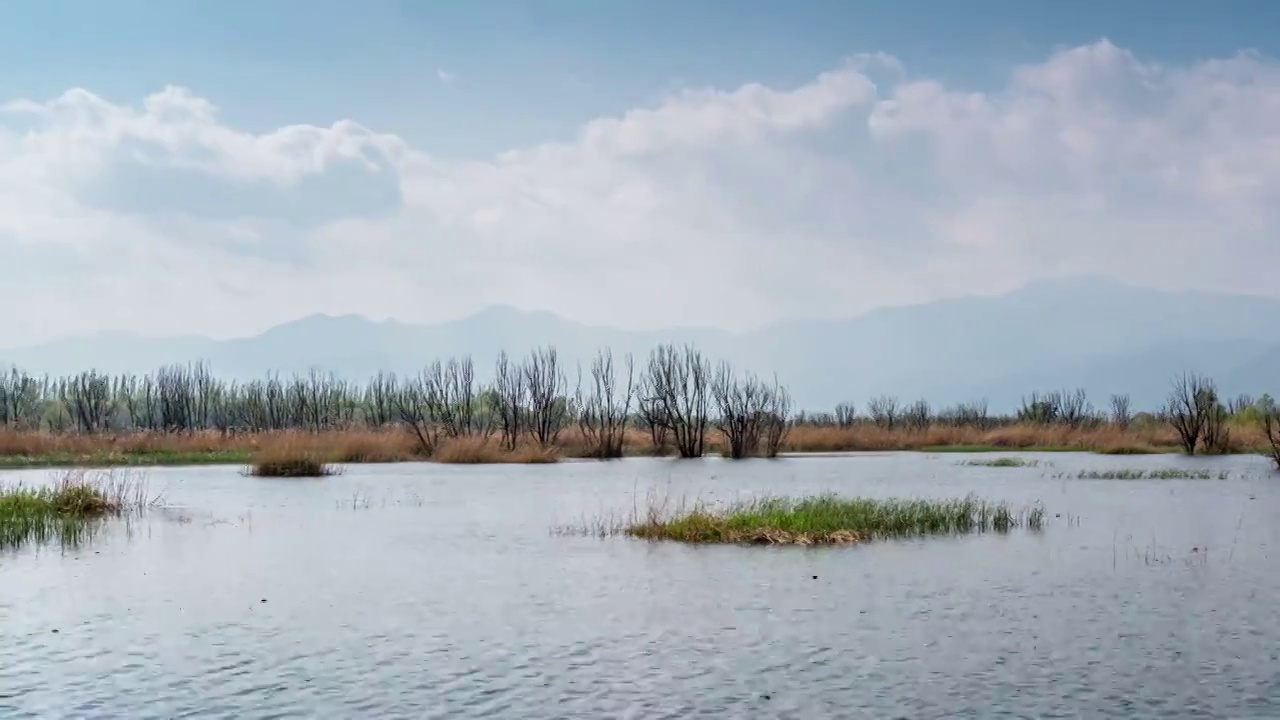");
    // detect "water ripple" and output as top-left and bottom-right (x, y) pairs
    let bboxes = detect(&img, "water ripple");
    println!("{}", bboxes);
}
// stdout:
(3, 454), (1279, 716)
